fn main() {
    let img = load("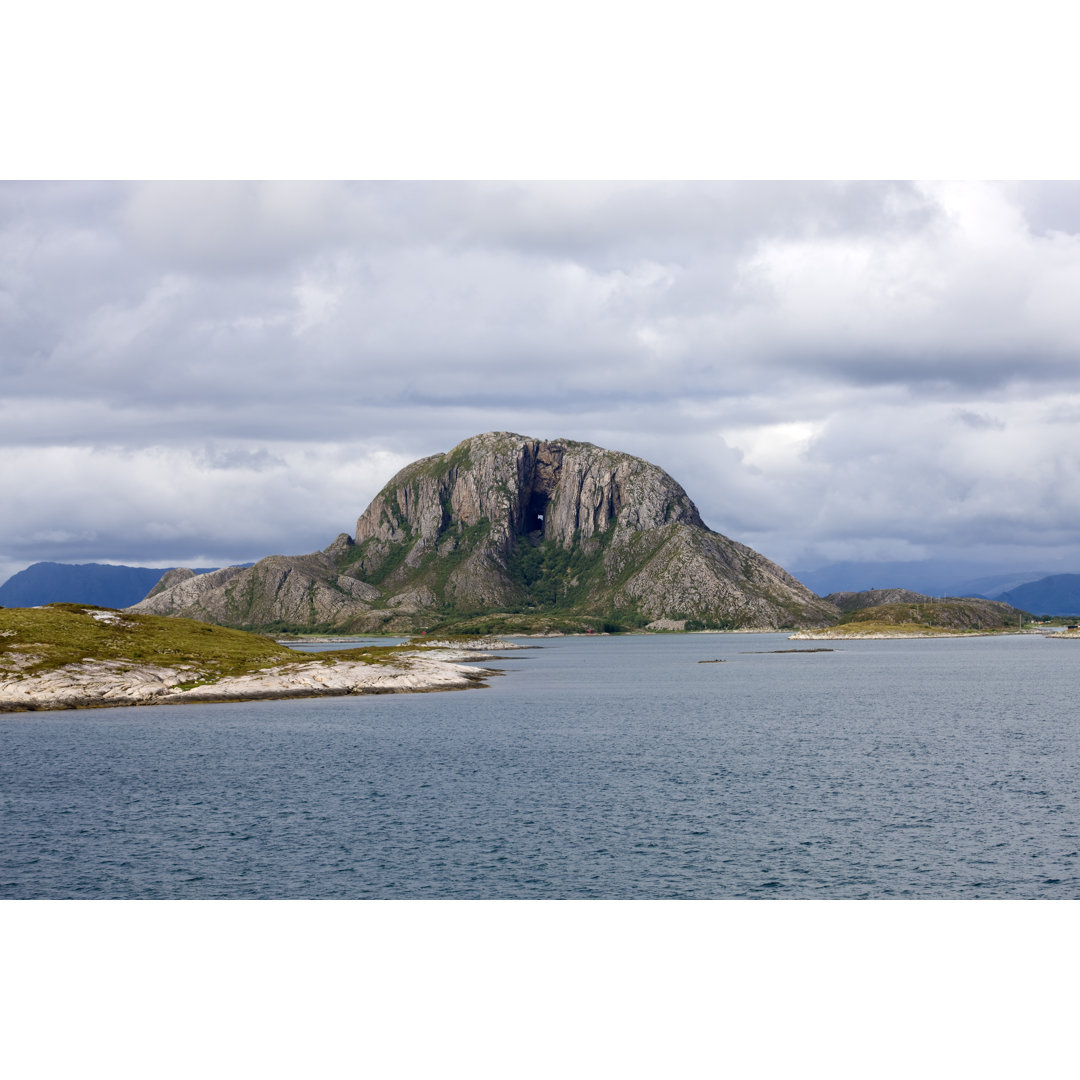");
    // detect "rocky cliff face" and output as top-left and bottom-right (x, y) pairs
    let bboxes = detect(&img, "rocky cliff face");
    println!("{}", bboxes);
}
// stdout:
(130, 431), (837, 632)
